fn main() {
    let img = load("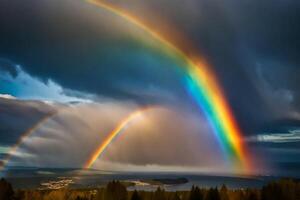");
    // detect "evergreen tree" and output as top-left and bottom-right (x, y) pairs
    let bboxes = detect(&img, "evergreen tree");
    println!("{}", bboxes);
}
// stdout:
(235, 190), (245, 200)
(246, 190), (259, 200)
(219, 185), (229, 200)
(95, 189), (104, 200)
(131, 190), (142, 200)
(154, 187), (166, 200)
(172, 192), (181, 200)
(75, 196), (88, 200)
(0, 178), (14, 200)
(205, 187), (220, 200)
(189, 186), (203, 200)
(261, 179), (299, 200)
(105, 180), (127, 200)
